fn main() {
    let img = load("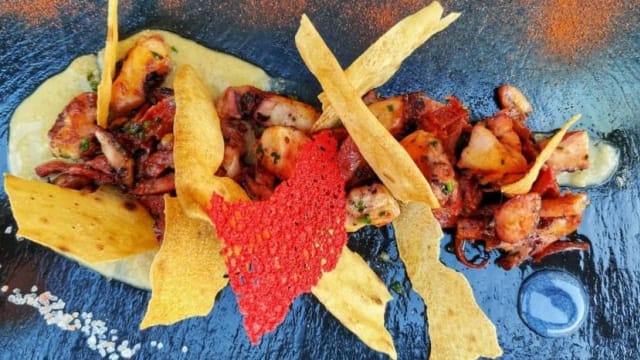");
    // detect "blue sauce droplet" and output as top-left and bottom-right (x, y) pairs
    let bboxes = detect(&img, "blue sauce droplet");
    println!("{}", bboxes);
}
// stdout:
(518, 269), (588, 337)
